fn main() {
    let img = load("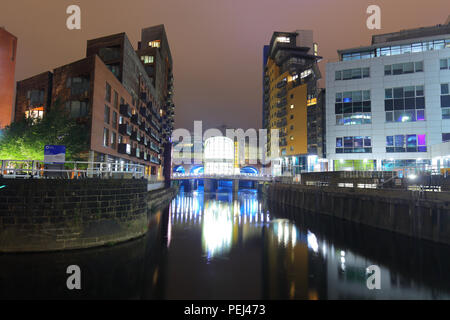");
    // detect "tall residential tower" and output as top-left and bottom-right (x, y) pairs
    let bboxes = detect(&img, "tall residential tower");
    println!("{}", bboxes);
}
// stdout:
(263, 30), (324, 174)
